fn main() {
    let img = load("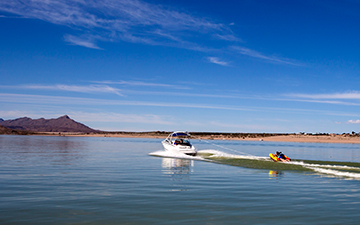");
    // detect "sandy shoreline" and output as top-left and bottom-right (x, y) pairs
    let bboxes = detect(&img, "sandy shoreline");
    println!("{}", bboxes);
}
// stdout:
(37, 132), (360, 144)
(244, 135), (360, 144)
